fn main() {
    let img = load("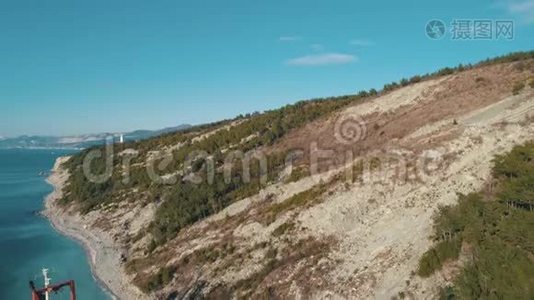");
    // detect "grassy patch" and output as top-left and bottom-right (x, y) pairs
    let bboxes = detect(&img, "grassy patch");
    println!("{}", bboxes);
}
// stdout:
(192, 241), (237, 263)
(272, 221), (296, 237)
(285, 166), (310, 183)
(133, 265), (176, 292)
(263, 183), (328, 224)
(232, 237), (332, 298)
